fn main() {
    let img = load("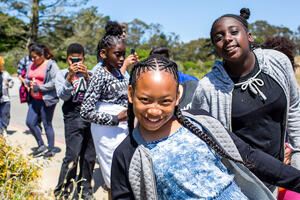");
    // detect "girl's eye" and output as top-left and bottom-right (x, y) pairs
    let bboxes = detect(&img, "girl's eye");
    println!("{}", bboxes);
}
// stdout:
(214, 35), (223, 43)
(115, 52), (125, 57)
(139, 97), (149, 103)
(161, 99), (172, 105)
(231, 30), (238, 35)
